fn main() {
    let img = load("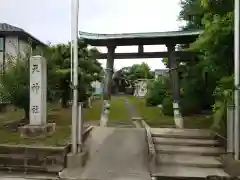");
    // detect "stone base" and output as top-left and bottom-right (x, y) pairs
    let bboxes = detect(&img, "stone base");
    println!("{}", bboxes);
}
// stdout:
(66, 151), (88, 168)
(19, 123), (56, 137)
(132, 117), (143, 128)
(221, 153), (240, 177)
